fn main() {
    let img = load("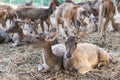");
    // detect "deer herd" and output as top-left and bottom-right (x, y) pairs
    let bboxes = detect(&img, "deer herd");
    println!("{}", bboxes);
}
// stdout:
(0, 0), (119, 74)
